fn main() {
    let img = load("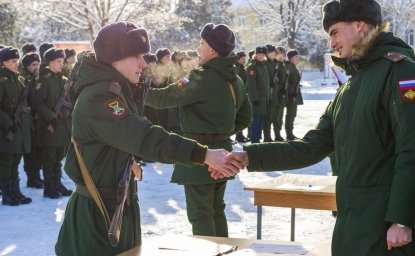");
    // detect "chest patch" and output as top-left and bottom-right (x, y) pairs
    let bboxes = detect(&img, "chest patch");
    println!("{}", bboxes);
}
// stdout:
(249, 69), (255, 76)
(106, 98), (129, 119)
(398, 79), (415, 103)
